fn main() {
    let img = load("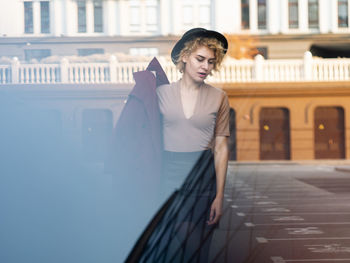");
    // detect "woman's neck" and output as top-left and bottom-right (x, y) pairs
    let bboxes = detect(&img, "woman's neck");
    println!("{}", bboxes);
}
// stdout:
(181, 73), (203, 91)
